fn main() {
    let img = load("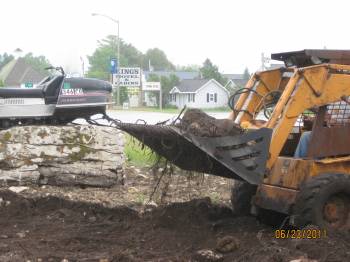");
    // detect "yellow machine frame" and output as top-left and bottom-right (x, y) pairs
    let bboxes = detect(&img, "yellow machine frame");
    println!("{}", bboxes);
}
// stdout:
(231, 64), (350, 215)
